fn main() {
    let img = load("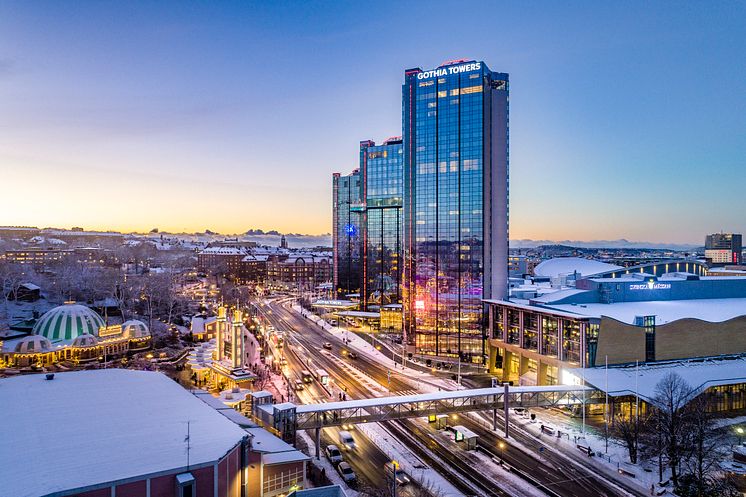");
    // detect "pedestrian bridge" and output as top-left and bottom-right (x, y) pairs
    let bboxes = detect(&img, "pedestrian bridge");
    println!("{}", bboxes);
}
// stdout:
(251, 384), (604, 446)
